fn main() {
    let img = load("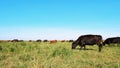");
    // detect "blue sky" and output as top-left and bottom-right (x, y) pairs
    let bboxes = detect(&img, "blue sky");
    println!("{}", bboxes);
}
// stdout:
(0, 0), (120, 40)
